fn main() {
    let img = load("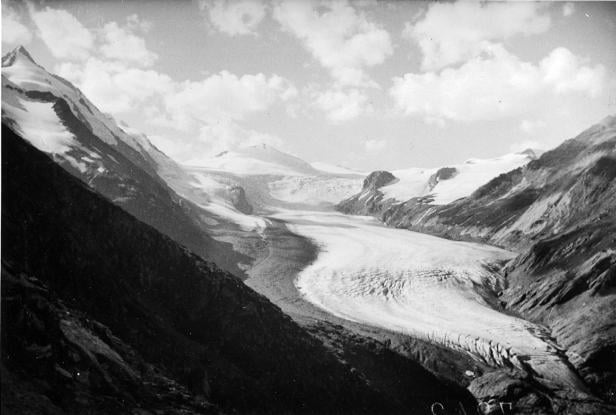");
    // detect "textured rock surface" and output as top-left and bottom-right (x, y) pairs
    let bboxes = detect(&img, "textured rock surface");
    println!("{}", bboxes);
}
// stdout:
(1, 265), (218, 415)
(2, 46), (249, 278)
(1, 124), (401, 414)
(338, 115), (616, 409)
